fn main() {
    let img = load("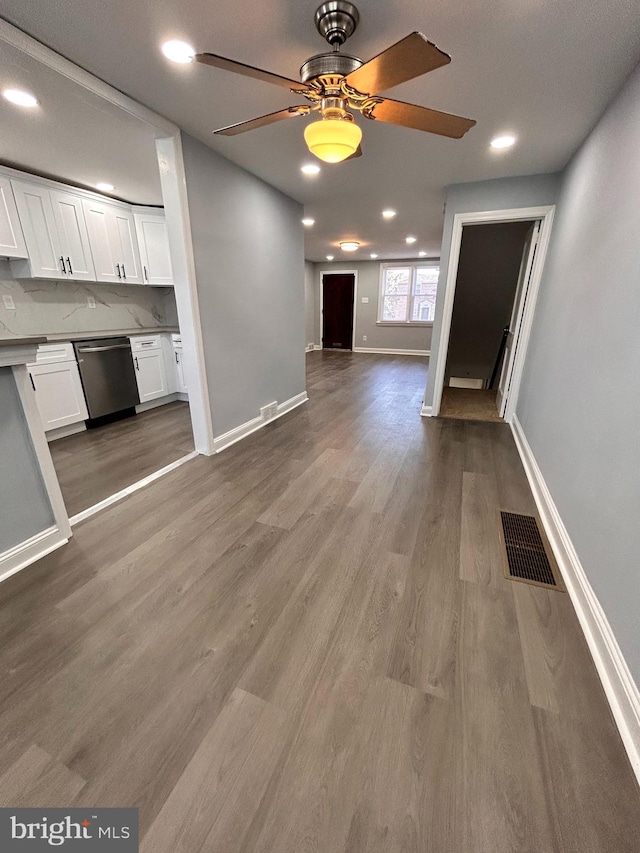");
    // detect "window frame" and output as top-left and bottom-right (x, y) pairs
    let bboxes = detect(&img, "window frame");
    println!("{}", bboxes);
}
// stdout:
(376, 261), (440, 326)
